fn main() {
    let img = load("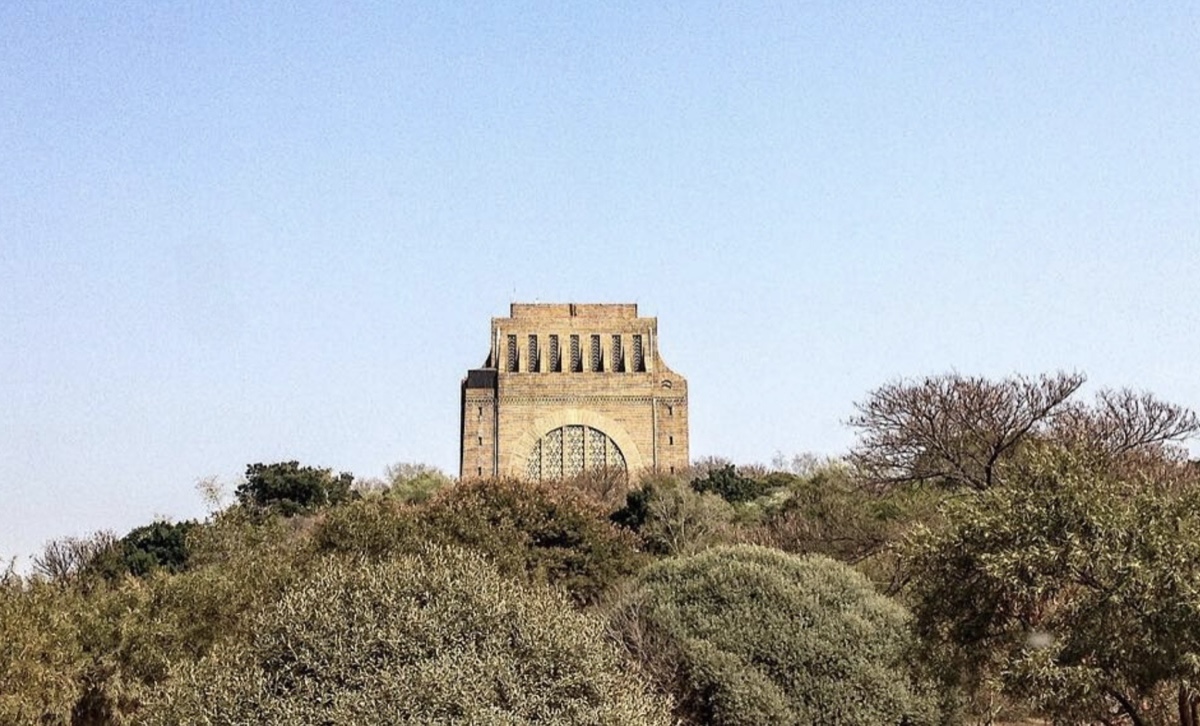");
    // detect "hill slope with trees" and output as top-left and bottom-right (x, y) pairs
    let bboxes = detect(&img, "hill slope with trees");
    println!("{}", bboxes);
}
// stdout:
(3, 372), (1199, 726)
